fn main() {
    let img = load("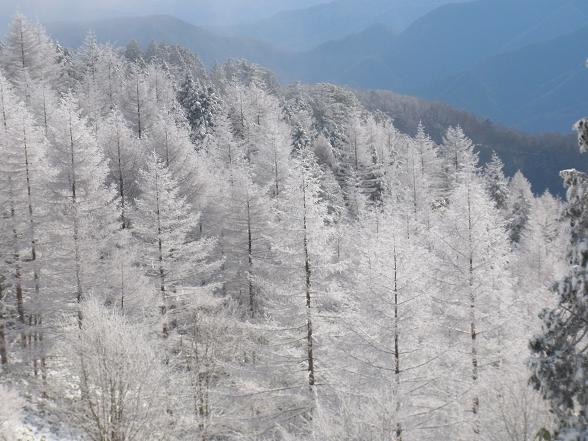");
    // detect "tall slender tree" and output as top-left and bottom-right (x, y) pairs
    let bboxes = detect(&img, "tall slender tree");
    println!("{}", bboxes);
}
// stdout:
(0, 72), (54, 371)
(432, 145), (512, 440)
(45, 93), (116, 324)
(132, 152), (217, 337)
